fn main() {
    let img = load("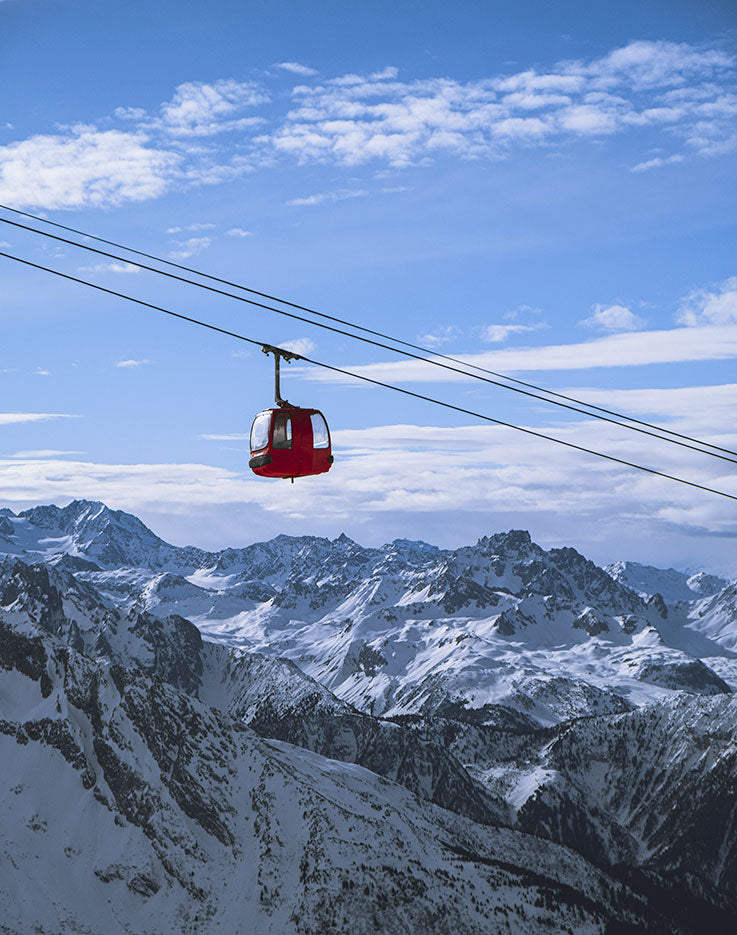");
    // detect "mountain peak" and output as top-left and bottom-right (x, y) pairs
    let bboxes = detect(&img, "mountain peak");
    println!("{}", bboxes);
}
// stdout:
(13, 499), (173, 570)
(20, 499), (108, 528)
(479, 529), (533, 552)
(335, 532), (357, 546)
